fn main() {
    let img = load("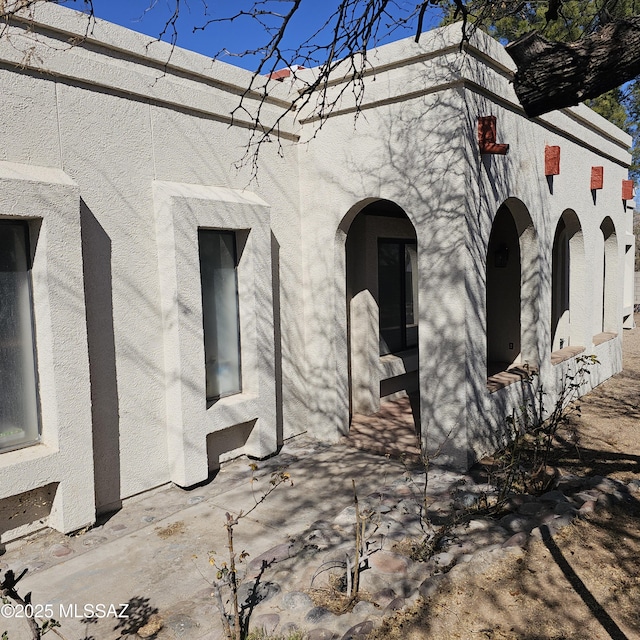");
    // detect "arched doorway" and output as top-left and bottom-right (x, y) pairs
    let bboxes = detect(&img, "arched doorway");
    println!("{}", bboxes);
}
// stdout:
(486, 200), (539, 380)
(600, 217), (618, 333)
(551, 210), (585, 352)
(343, 199), (420, 441)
